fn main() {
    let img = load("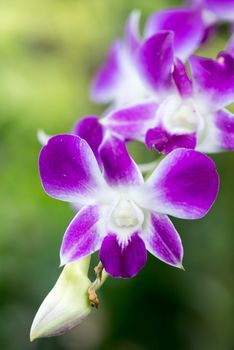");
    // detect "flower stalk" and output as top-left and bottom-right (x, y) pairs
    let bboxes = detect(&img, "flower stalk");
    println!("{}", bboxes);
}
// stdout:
(88, 262), (108, 308)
